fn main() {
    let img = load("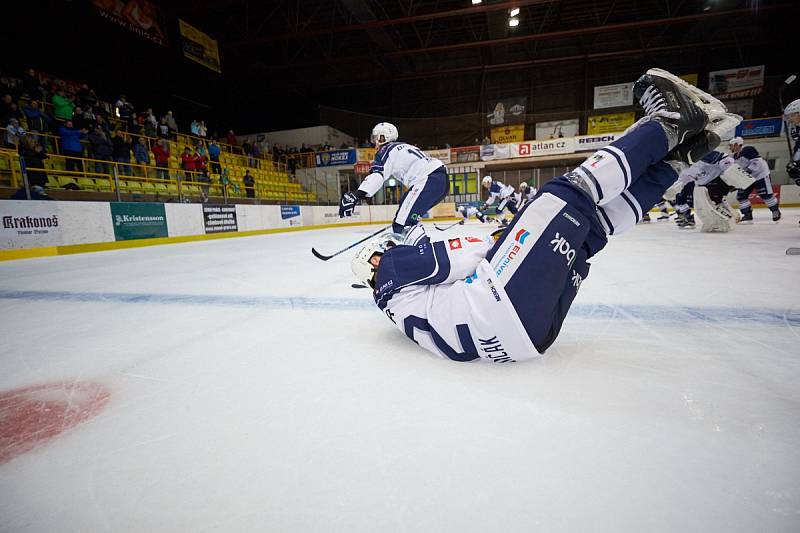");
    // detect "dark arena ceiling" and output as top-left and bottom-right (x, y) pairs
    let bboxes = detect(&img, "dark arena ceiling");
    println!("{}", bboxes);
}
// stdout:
(163, 0), (795, 125)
